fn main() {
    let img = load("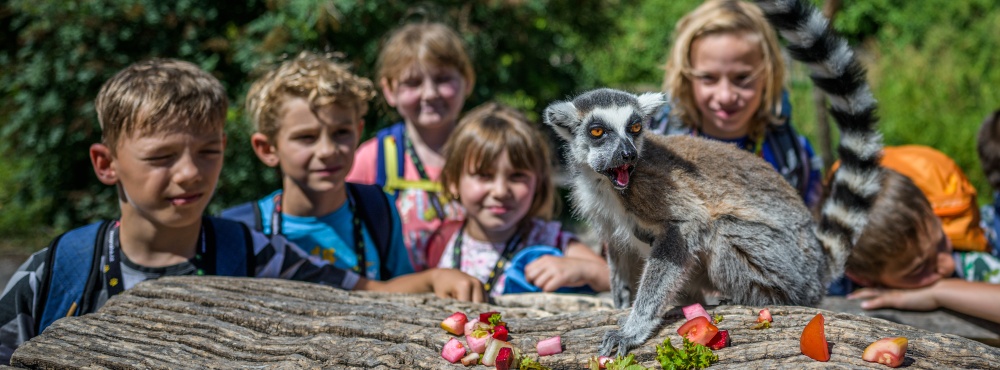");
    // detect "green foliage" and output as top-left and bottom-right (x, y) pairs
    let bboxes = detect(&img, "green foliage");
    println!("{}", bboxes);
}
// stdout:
(581, 0), (1000, 204)
(604, 353), (651, 370)
(518, 356), (551, 370)
(0, 0), (619, 244)
(655, 337), (718, 370)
